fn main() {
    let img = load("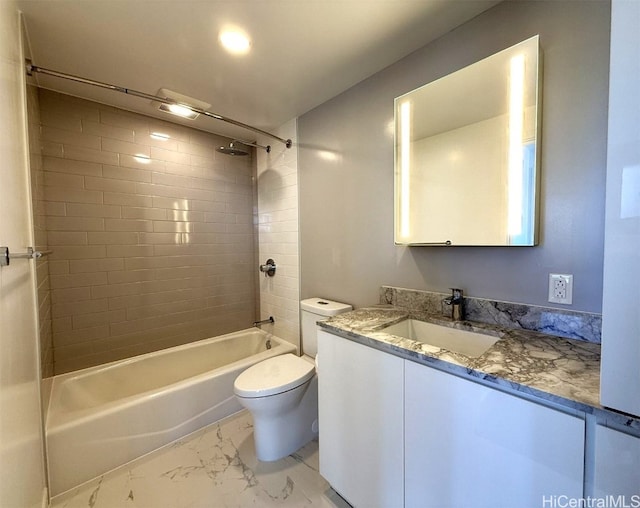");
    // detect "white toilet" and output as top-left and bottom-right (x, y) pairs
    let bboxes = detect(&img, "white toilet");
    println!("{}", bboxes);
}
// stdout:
(233, 298), (352, 461)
